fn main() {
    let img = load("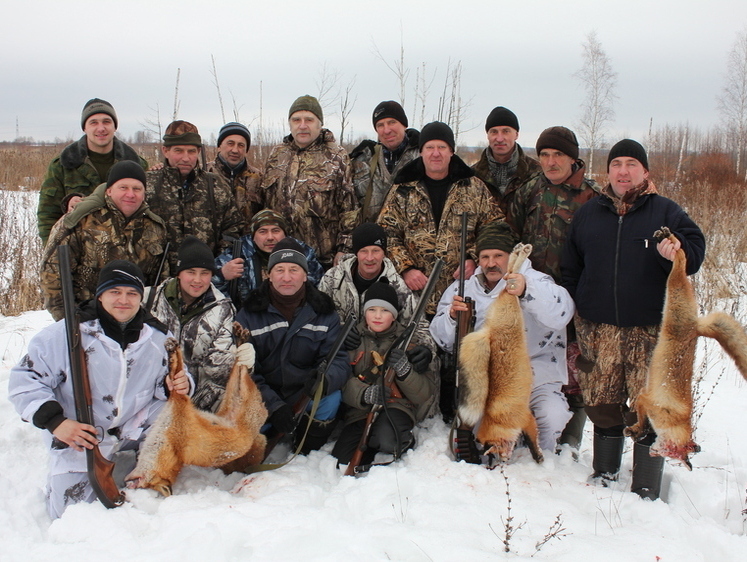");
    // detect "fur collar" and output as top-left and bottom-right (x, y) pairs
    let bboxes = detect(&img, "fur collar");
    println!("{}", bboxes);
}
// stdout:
(243, 280), (336, 315)
(392, 153), (474, 185)
(59, 136), (142, 170)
